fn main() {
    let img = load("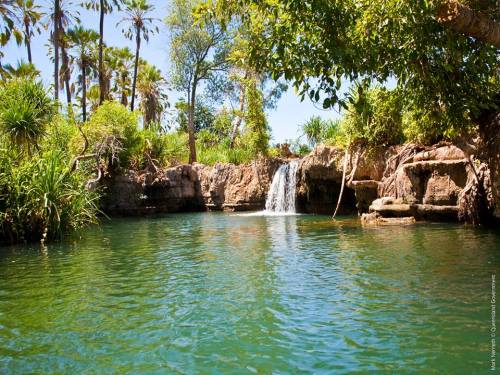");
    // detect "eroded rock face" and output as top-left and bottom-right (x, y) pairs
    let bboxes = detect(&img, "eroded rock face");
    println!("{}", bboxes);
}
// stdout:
(101, 159), (283, 215)
(100, 165), (204, 215)
(296, 145), (393, 214)
(379, 145), (469, 207)
(195, 158), (282, 211)
(100, 142), (494, 224)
